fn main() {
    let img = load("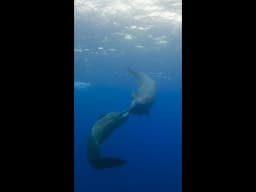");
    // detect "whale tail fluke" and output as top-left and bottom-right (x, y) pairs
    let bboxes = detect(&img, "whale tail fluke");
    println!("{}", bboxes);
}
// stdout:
(87, 135), (126, 170)
(91, 157), (126, 169)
